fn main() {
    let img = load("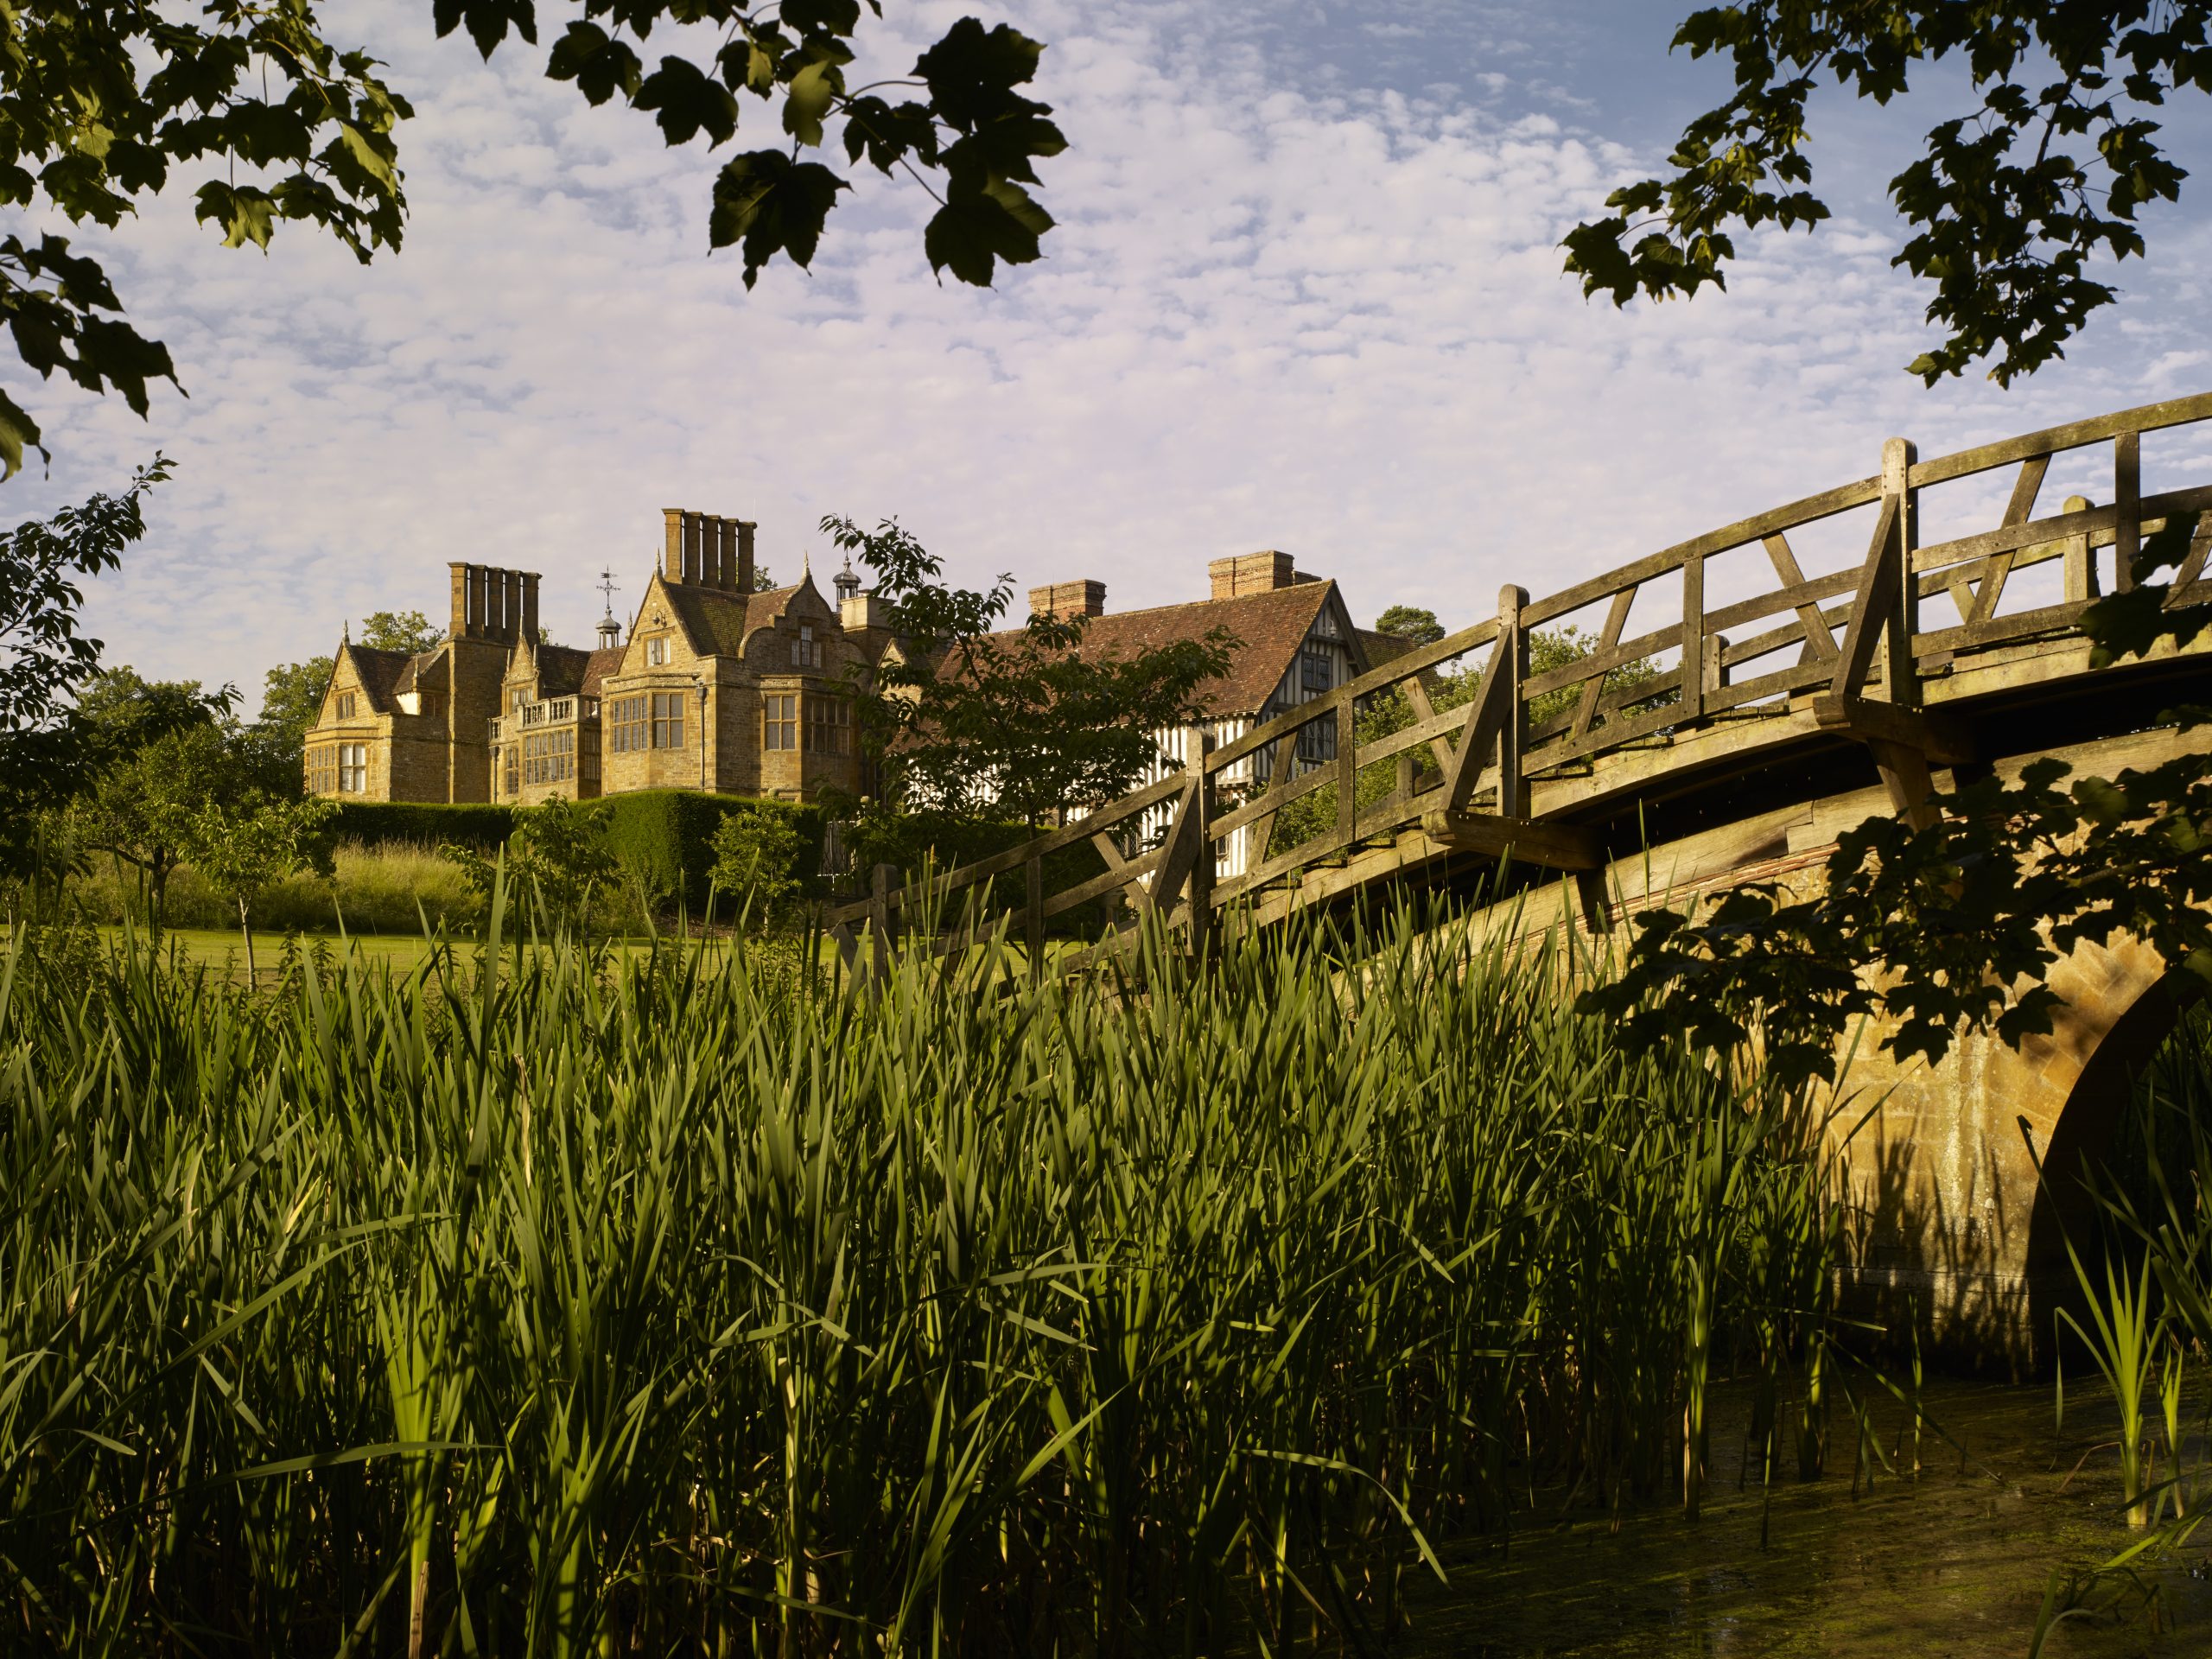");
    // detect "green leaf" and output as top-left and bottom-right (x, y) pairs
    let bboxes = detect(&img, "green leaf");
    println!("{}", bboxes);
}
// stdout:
(709, 150), (849, 287)
(925, 178), (1051, 286)
(915, 18), (1049, 131)
(638, 56), (741, 147)
(0, 387), (44, 480)
(194, 181), (276, 251)
(782, 60), (841, 149)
